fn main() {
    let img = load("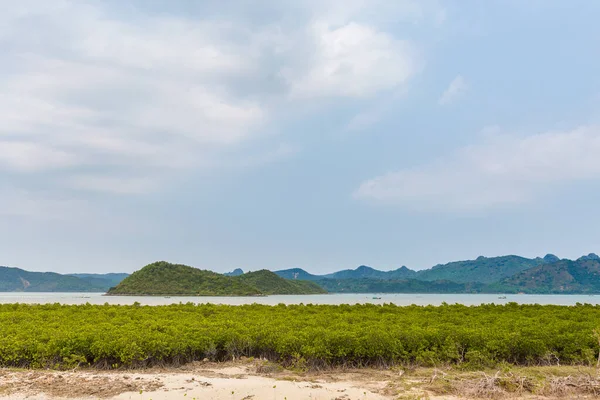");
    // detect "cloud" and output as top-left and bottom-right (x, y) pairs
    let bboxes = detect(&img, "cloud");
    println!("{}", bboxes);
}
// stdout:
(0, 2), (268, 186)
(355, 126), (600, 211)
(0, 0), (438, 196)
(286, 22), (418, 98)
(438, 75), (468, 105)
